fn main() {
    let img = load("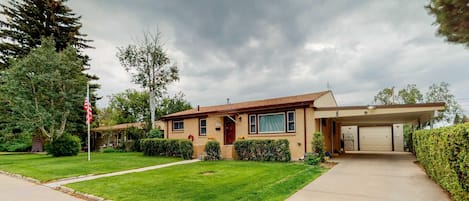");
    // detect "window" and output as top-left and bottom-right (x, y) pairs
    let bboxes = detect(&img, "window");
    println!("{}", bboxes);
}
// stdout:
(287, 111), (295, 132)
(258, 112), (285, 133)
(199, 119), (207, 136)
(249, 114), (257, 133)
(173, 120), (184, 131)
